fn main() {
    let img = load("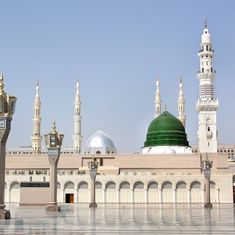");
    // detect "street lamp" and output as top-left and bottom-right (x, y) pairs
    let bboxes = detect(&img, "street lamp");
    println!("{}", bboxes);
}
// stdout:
(88, 157), (99, 208)
(44, 121), (64, 211)
(0, 74), (17, 220)
(202, 154), (213, 208)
